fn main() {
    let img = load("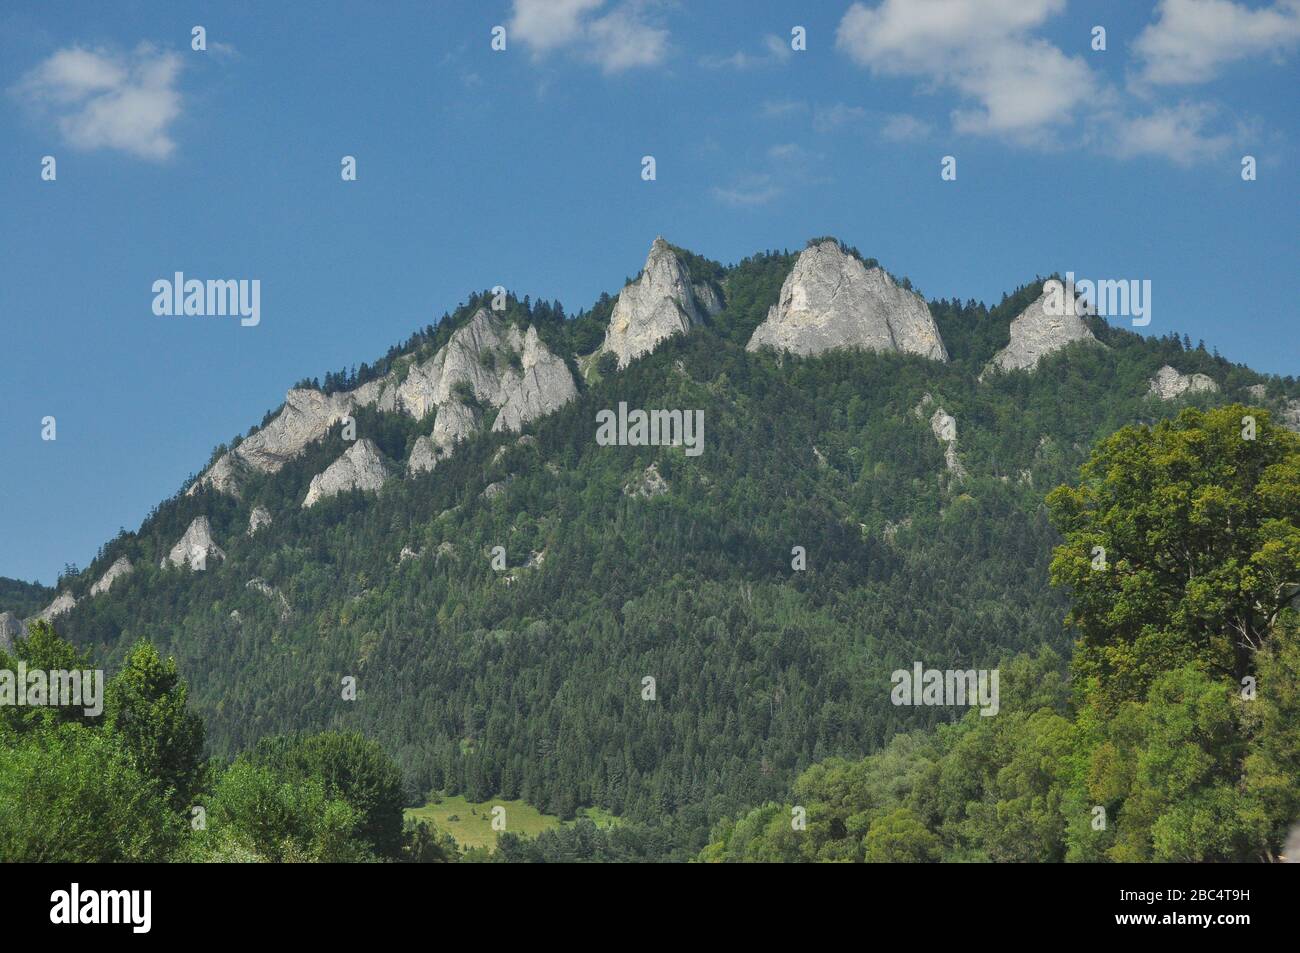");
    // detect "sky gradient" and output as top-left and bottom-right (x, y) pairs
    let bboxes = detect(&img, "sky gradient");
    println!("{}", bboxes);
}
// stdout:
(2, 0), (1298, 583)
